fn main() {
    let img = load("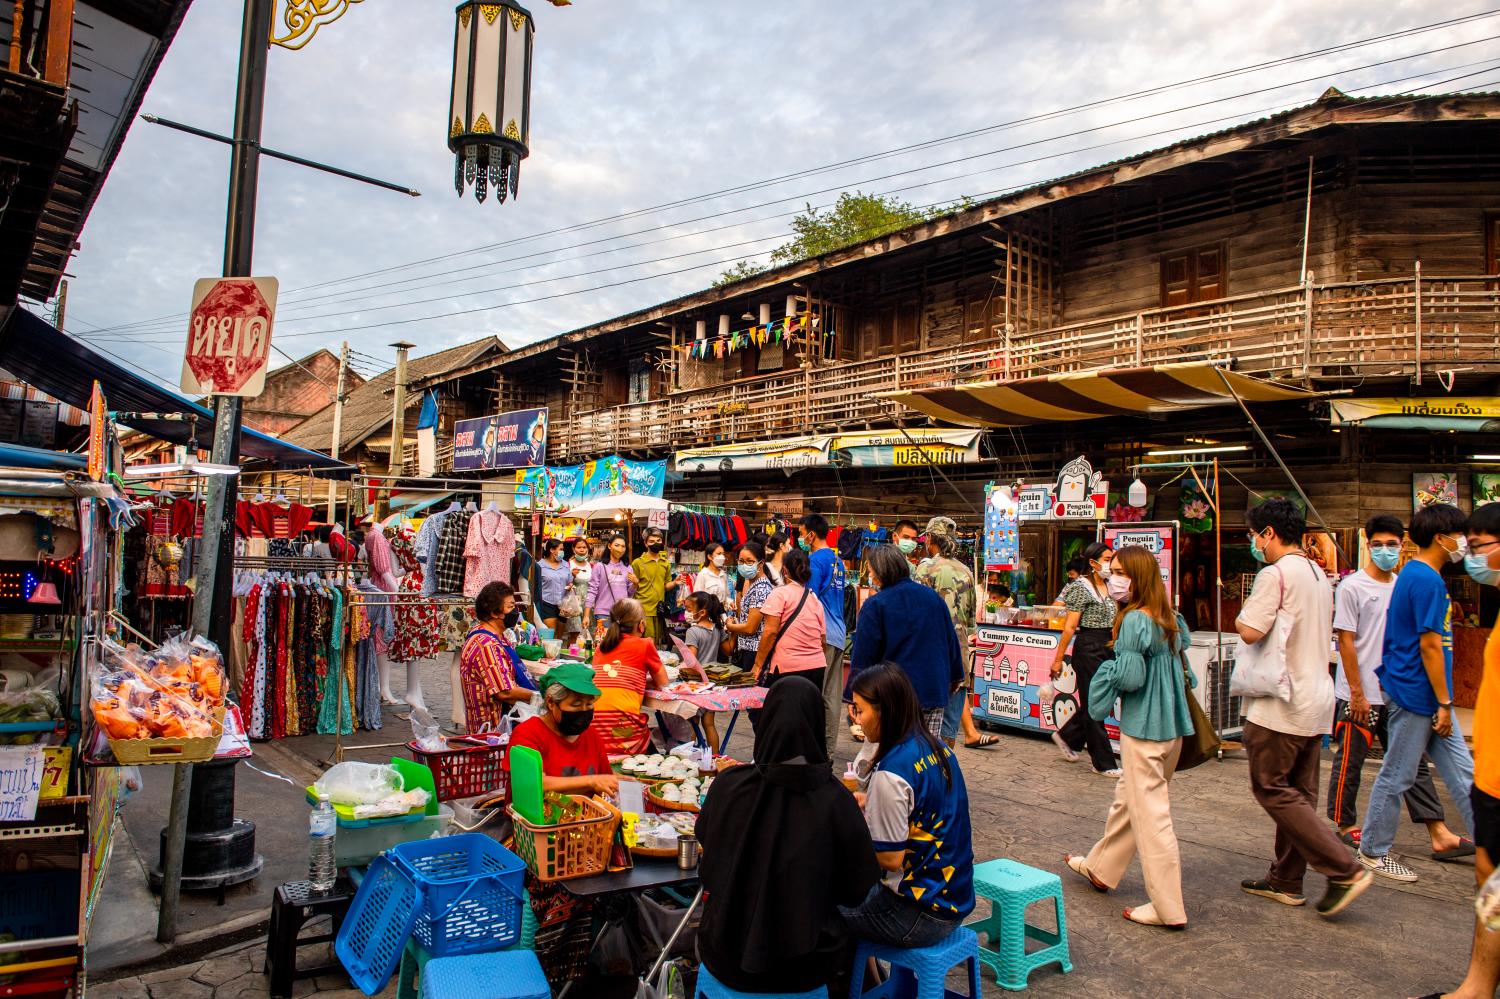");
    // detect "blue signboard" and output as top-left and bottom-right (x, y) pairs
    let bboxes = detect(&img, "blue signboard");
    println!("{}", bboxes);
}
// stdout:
(452, 408), (548, 471)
